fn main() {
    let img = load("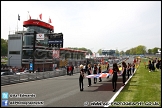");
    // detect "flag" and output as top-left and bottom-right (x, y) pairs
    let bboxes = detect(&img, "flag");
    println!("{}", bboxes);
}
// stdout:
(18, 14), (20, 21)
(39, 13), (42, 20)
(49, 18), (52, 23)
(109, 69), (113, 74)
(27, 11), (31, 20)
(86, 73), (110, 78)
